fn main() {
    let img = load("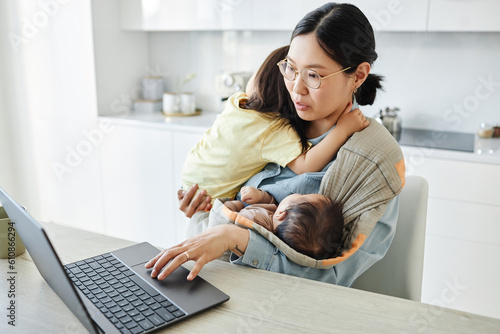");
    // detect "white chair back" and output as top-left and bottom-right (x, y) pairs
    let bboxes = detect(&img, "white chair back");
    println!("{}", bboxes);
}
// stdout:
(351, 175), (429, 301)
